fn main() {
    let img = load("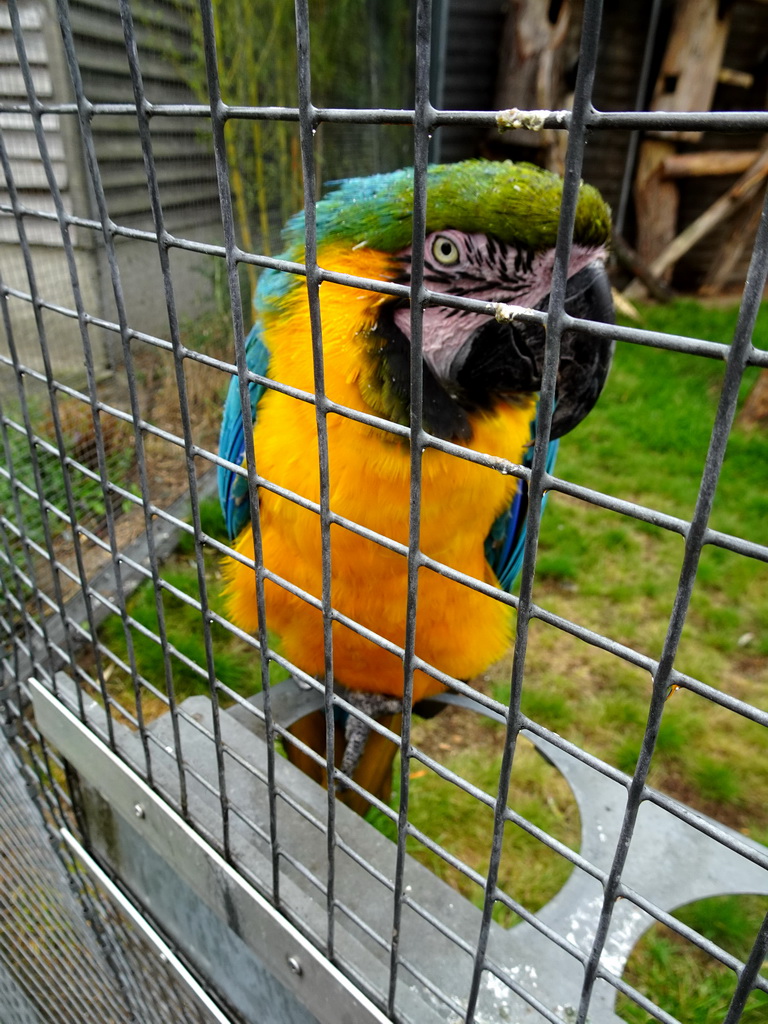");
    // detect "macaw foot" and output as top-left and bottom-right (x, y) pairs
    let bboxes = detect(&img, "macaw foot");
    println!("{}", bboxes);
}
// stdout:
(337, 690), (402, 790)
